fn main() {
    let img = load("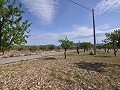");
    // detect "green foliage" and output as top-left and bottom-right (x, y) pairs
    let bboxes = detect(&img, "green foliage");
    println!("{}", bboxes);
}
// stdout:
(79, 42), (92, 52)
(59, 37), (74, 50)
(39, 45), (46, 52)
(56, 46), (61, 51)
(29, 46), (39, 52)
(17, 46), (29, 51)
(0, 0), (31, 52)
(10, 45), (59, 52)
(96, 45), (103, 50)
(59, 37), (74, 59)
(103, 29), (120, 56)
(47, 45), (56, 51)
(103, 29), (120, 47)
